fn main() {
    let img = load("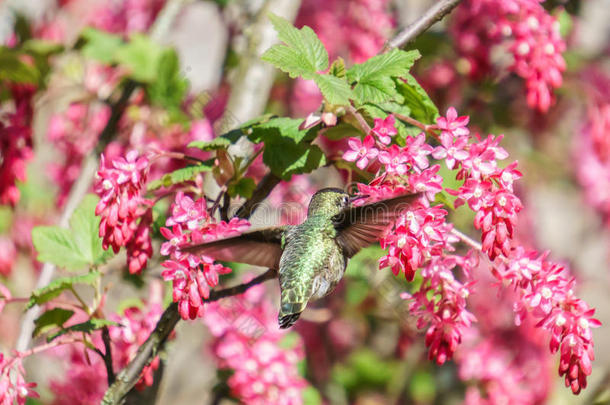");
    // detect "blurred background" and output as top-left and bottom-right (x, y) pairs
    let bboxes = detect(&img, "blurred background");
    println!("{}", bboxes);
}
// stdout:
(1, 0), (610, 404)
